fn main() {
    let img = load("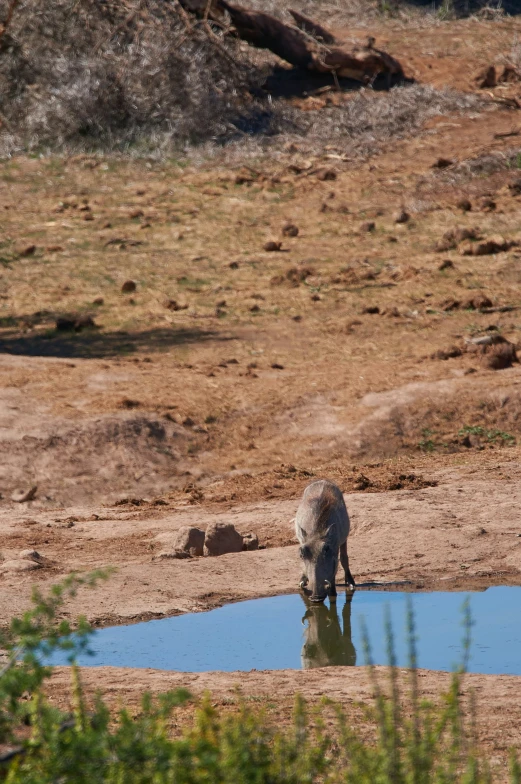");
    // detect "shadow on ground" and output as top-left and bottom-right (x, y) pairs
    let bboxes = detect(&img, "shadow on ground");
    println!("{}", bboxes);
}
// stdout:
(260, 66), (413, 99)
(0, 325), (231, 359)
